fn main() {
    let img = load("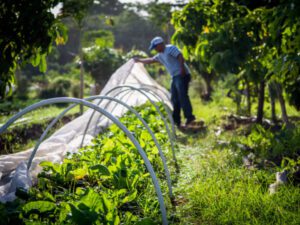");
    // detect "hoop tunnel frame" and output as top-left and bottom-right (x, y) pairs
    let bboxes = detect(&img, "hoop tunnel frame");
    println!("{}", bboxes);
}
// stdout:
(104, 85), (177, 162)
(83, 85), (178, 167)
(0, 97), (168, 225)
(105, 86), (176, 139)
(98, 88), (178, 168)
(26, 95), (173, 199)
(81, 85), (178, 168)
